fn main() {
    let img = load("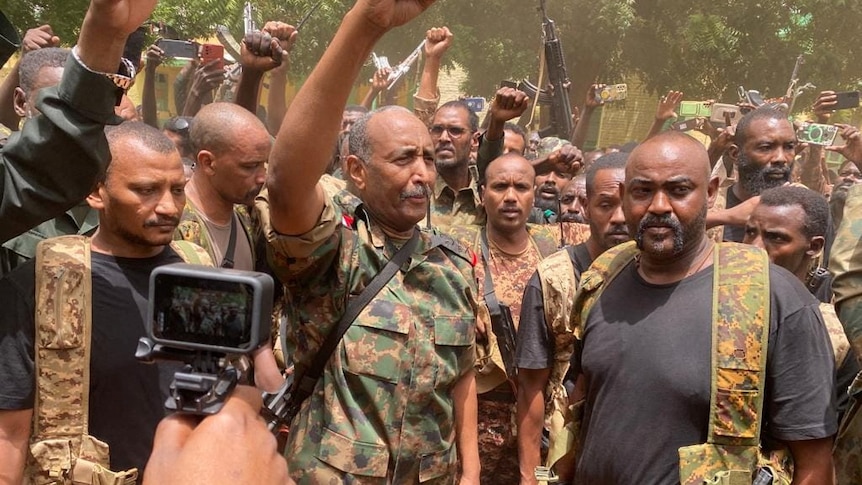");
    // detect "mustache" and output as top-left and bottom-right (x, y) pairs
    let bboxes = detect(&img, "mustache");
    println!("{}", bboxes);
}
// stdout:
(637, 213), (681, 233)
(559, 212), (584, 223)
(605, 224), (629, 236)
(144, 217), (180, 227)
(400, 185), (430, 200)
